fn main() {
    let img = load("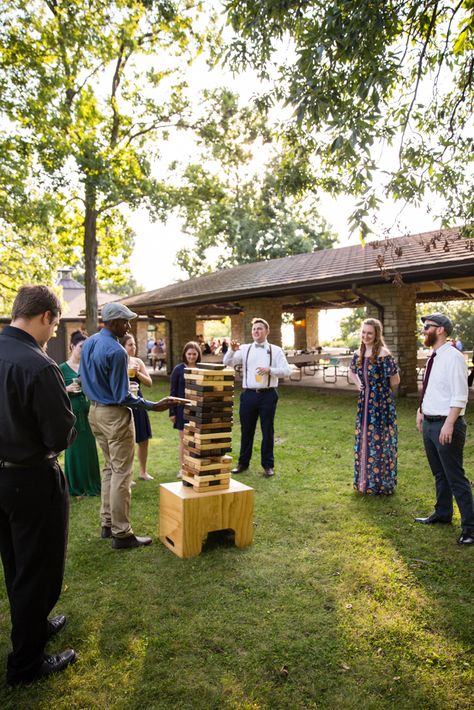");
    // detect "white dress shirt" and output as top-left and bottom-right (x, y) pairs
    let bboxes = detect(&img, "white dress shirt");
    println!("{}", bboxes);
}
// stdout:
(422, 342), (468, 416)
(223, 341), (290, 388)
